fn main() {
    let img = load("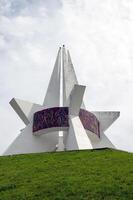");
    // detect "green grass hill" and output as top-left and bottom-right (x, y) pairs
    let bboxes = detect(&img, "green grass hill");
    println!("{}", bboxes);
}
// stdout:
(0, 148), (133, 200)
